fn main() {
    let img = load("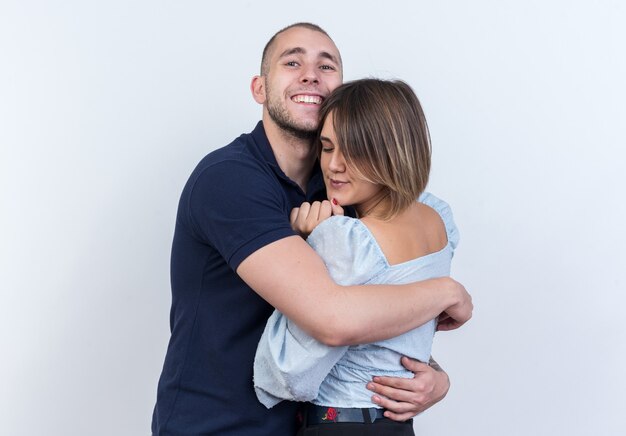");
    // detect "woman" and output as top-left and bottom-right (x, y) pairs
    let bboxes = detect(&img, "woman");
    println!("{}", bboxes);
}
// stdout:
(254, 78), (460, 436)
